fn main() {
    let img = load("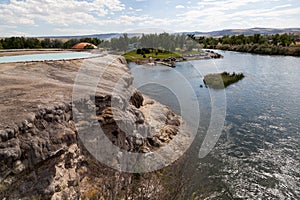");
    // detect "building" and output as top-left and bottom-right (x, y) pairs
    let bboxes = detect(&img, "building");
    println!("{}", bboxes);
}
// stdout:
(72, 42), (97, 49)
